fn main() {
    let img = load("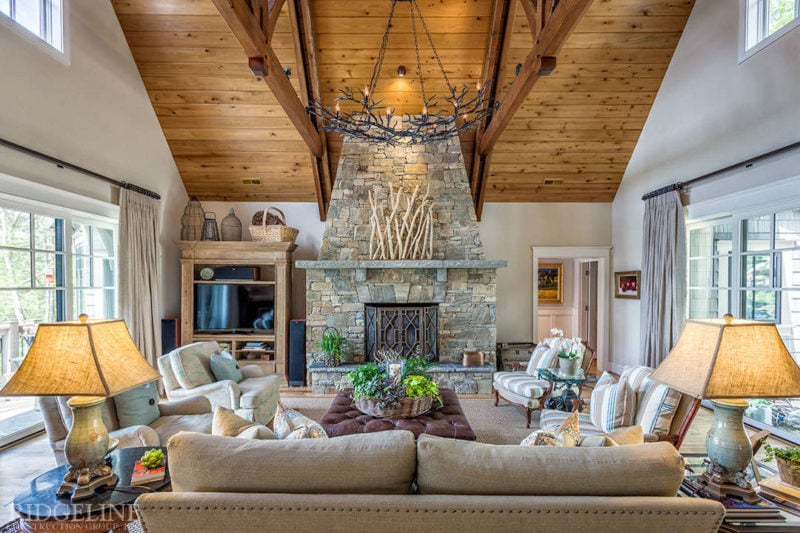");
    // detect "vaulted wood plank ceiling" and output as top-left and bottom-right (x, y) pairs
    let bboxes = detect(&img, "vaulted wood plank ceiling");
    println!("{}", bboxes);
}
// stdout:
(111, 0), (694, 212)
